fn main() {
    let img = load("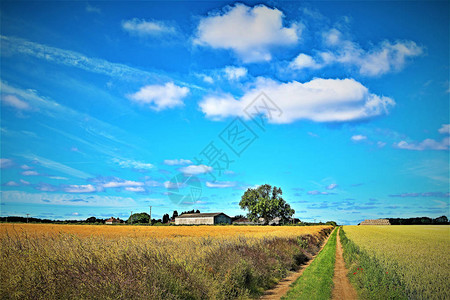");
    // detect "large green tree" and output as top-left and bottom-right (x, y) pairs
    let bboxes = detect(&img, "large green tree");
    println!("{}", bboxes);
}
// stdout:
(239, 184), (295, 225)
(127, 212), (150, 224)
